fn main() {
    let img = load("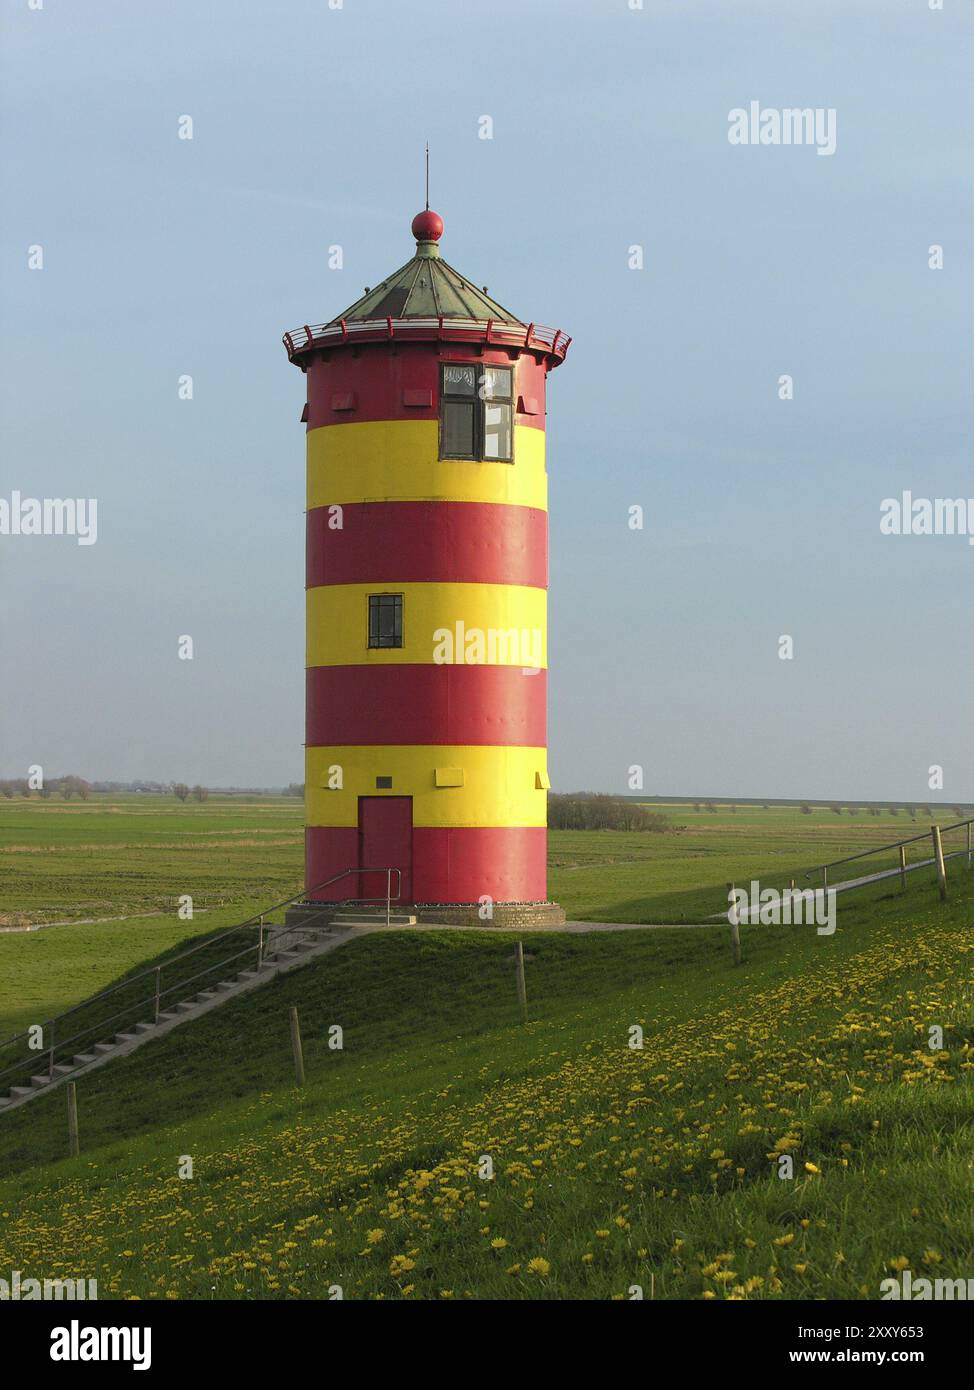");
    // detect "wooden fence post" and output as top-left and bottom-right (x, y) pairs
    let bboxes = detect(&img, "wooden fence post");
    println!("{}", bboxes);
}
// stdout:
(289, 1006), (305, 1086)
(727, 883), (743, 966)
(899, 844), (907, 892)
(931, 825), (947, 901)
(514, 940), (528, 1020)
(67, 1082), (79, 1157)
